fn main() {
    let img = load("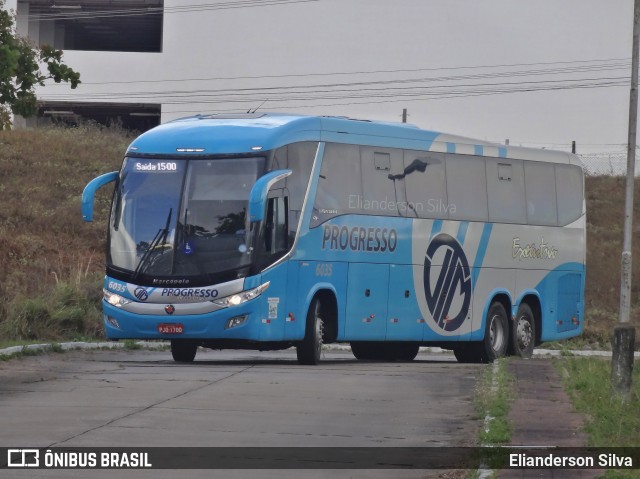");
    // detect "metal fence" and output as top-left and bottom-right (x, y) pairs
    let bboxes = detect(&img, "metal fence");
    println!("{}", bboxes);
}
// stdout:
(578, 153), (640, 176)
